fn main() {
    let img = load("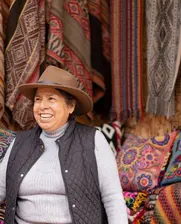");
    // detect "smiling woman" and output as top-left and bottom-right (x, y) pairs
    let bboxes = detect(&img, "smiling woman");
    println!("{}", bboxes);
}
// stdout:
(0, 66), (128, 224)
(33, 88), (76, 132)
